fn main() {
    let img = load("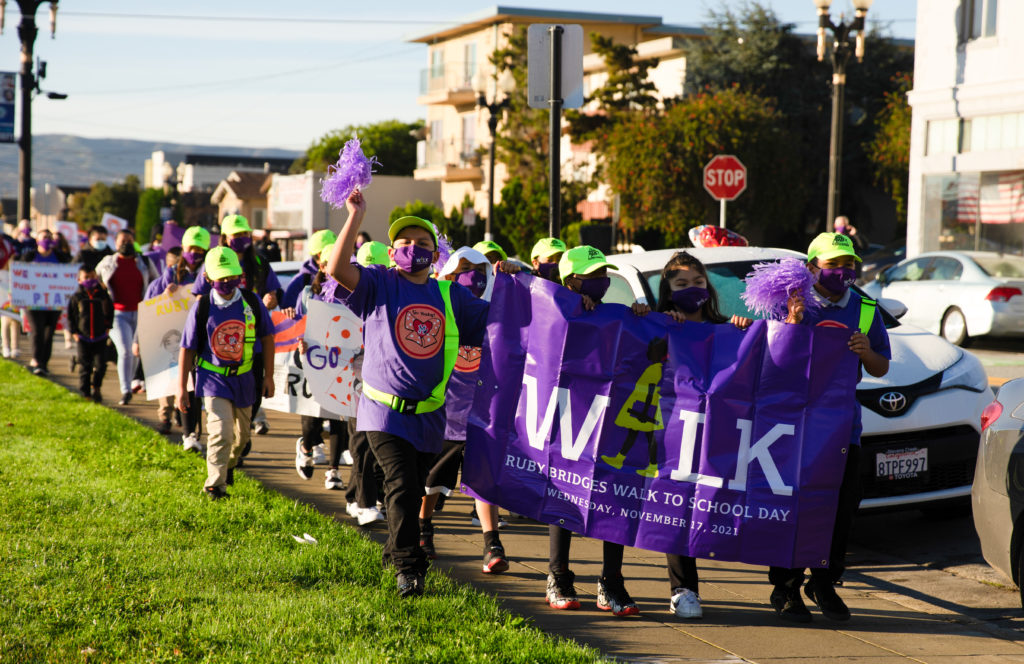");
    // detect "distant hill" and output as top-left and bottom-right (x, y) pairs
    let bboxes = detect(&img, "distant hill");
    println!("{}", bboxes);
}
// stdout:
(0, 134), (302, 195)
